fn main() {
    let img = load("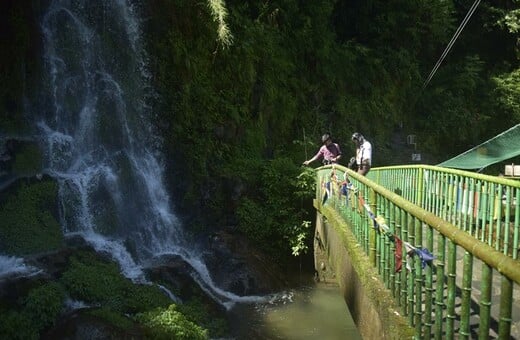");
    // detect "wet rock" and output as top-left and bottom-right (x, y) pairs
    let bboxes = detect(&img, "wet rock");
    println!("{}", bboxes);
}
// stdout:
(203, 230), (289, 296)
(144, 254), (199, 300)
(41, 310), (144, 340)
